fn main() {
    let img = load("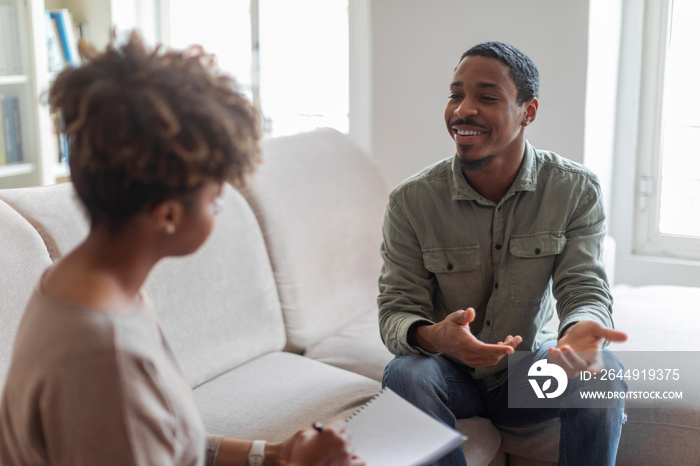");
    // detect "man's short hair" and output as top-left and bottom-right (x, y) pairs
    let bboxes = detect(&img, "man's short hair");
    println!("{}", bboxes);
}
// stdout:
(460, 41), (539, 105)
